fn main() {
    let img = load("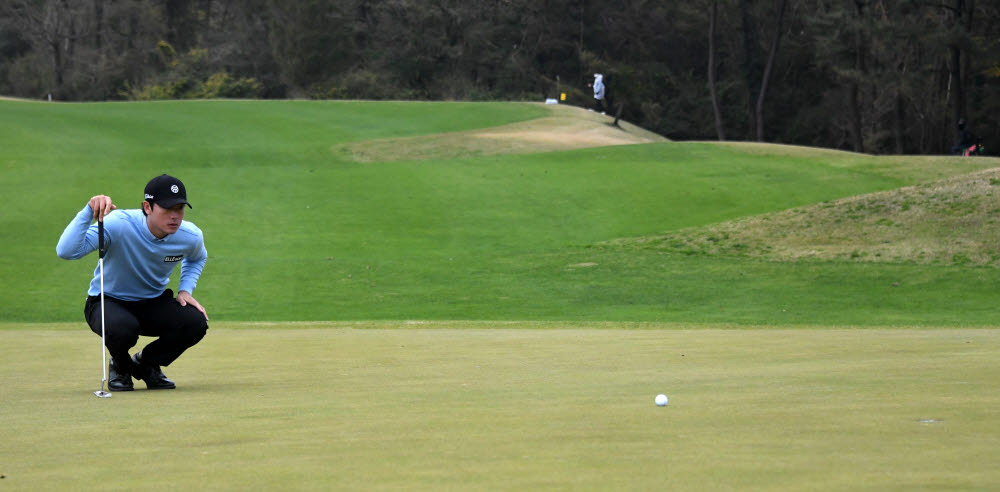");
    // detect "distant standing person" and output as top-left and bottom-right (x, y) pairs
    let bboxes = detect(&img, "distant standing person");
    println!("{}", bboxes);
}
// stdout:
(951, 119), (978, 155)
(590, 73), (606, 114)
(56, 174), (209, 391)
